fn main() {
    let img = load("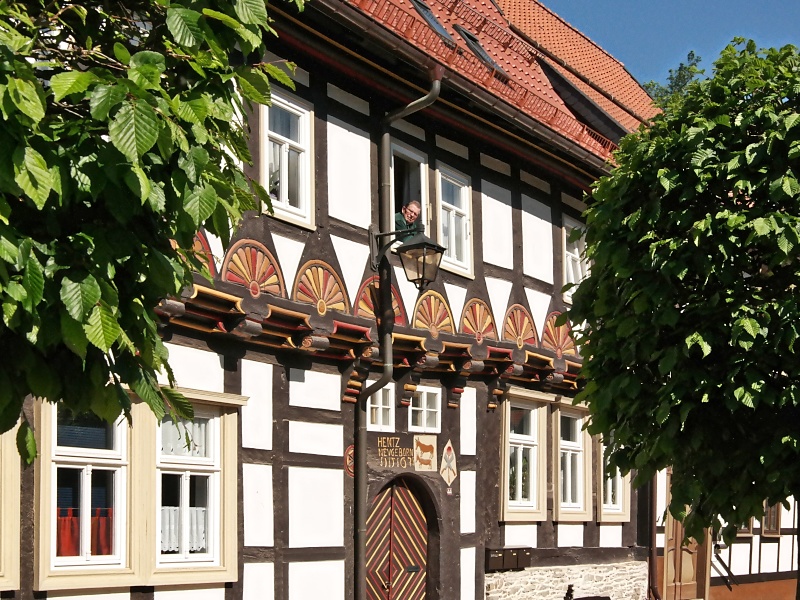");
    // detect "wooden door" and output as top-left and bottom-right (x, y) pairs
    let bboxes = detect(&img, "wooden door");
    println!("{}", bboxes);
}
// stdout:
(663, 472), (711, 599)
(366, 481), (428, 600)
